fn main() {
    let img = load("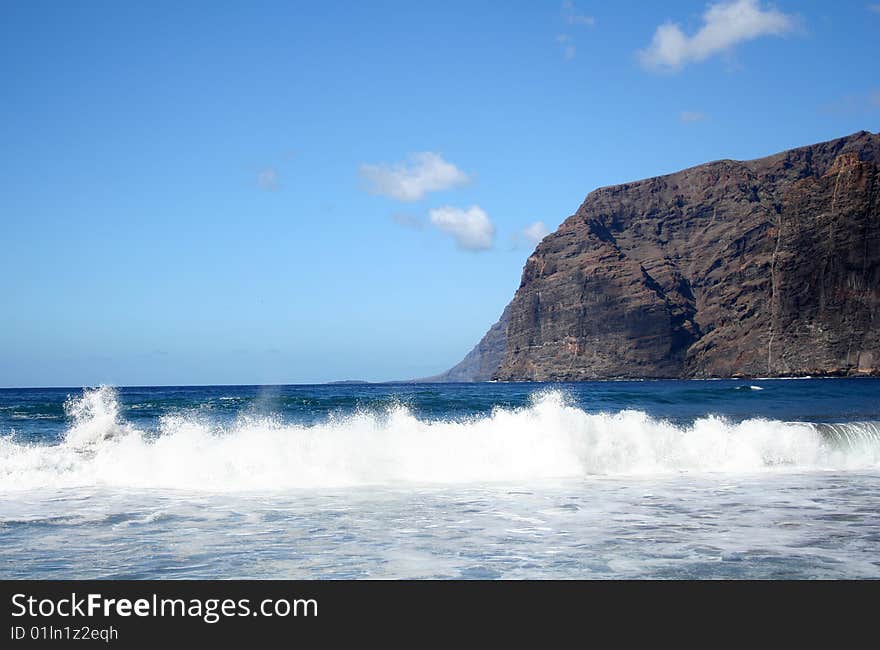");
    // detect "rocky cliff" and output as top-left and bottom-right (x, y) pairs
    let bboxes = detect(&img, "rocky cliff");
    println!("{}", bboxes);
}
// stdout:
(421, 306), (510, 382)
(444, 131), (880, 381)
